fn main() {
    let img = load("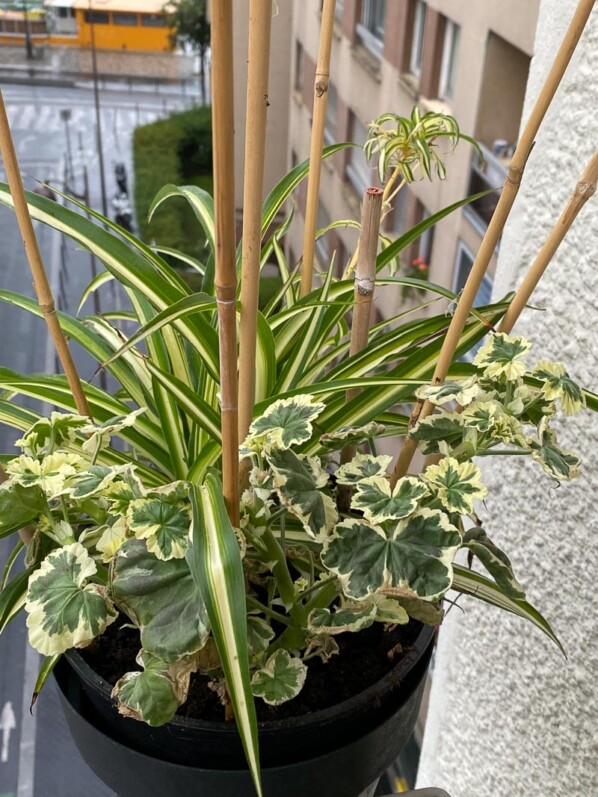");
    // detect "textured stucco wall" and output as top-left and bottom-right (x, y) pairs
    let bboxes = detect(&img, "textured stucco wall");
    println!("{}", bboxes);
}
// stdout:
(417, 2), (598, 796)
